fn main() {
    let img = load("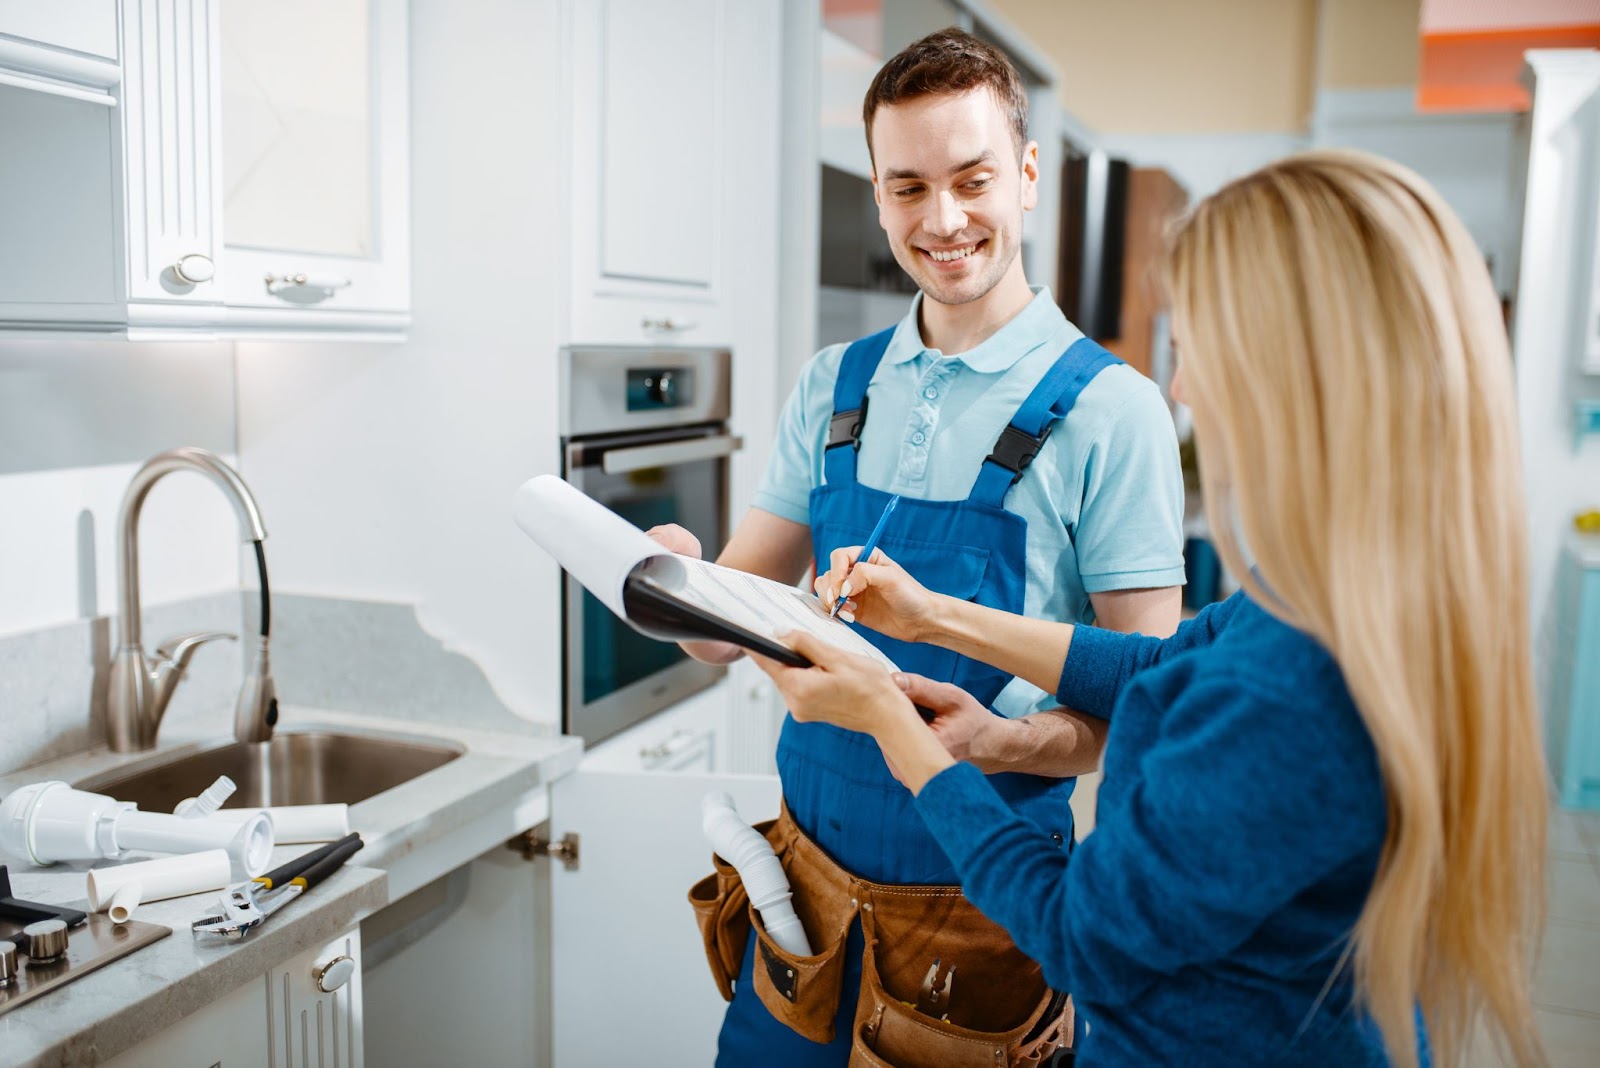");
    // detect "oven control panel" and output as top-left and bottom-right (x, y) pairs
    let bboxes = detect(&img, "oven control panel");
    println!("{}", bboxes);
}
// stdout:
(627, 367), (696, 411)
